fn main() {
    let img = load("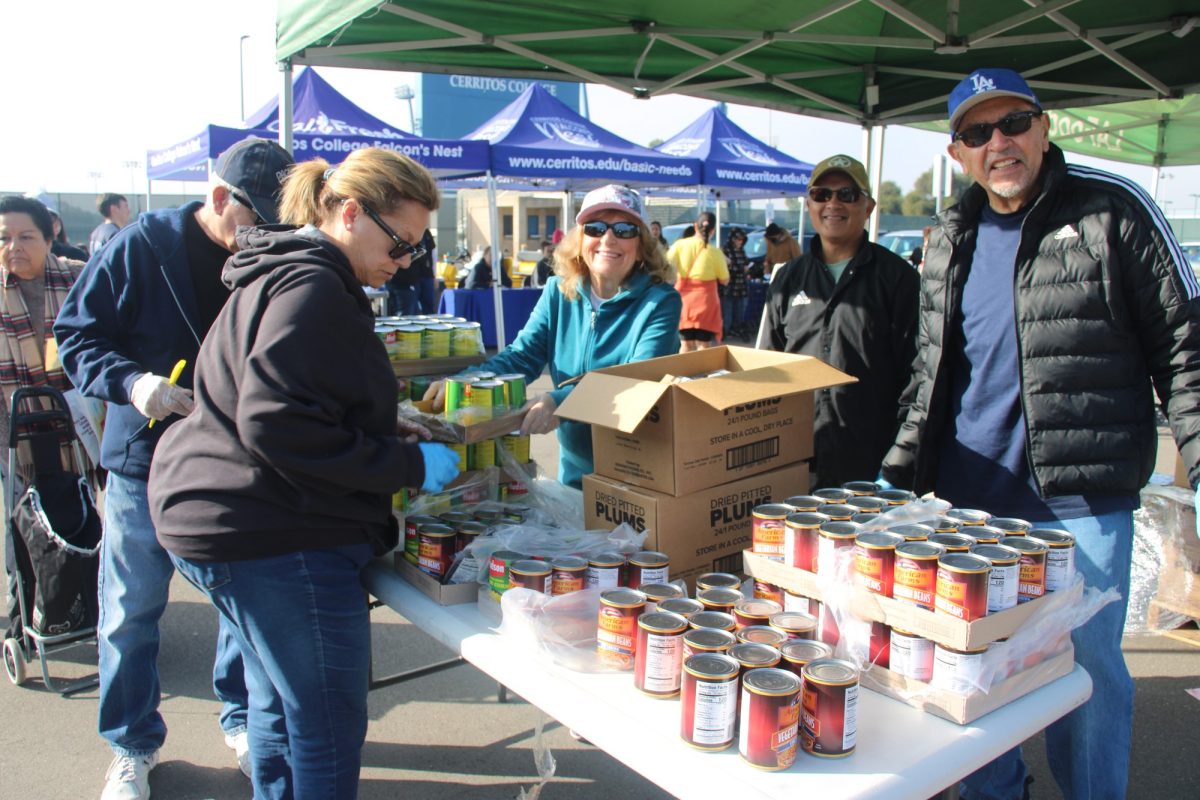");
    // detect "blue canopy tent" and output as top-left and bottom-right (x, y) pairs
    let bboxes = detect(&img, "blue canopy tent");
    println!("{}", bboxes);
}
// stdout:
(146, 68), (488, 195)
